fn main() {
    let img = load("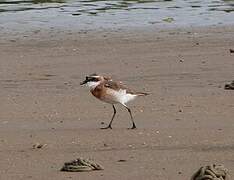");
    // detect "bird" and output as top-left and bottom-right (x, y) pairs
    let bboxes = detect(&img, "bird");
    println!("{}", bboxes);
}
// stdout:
(80, 73), (149, 129)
